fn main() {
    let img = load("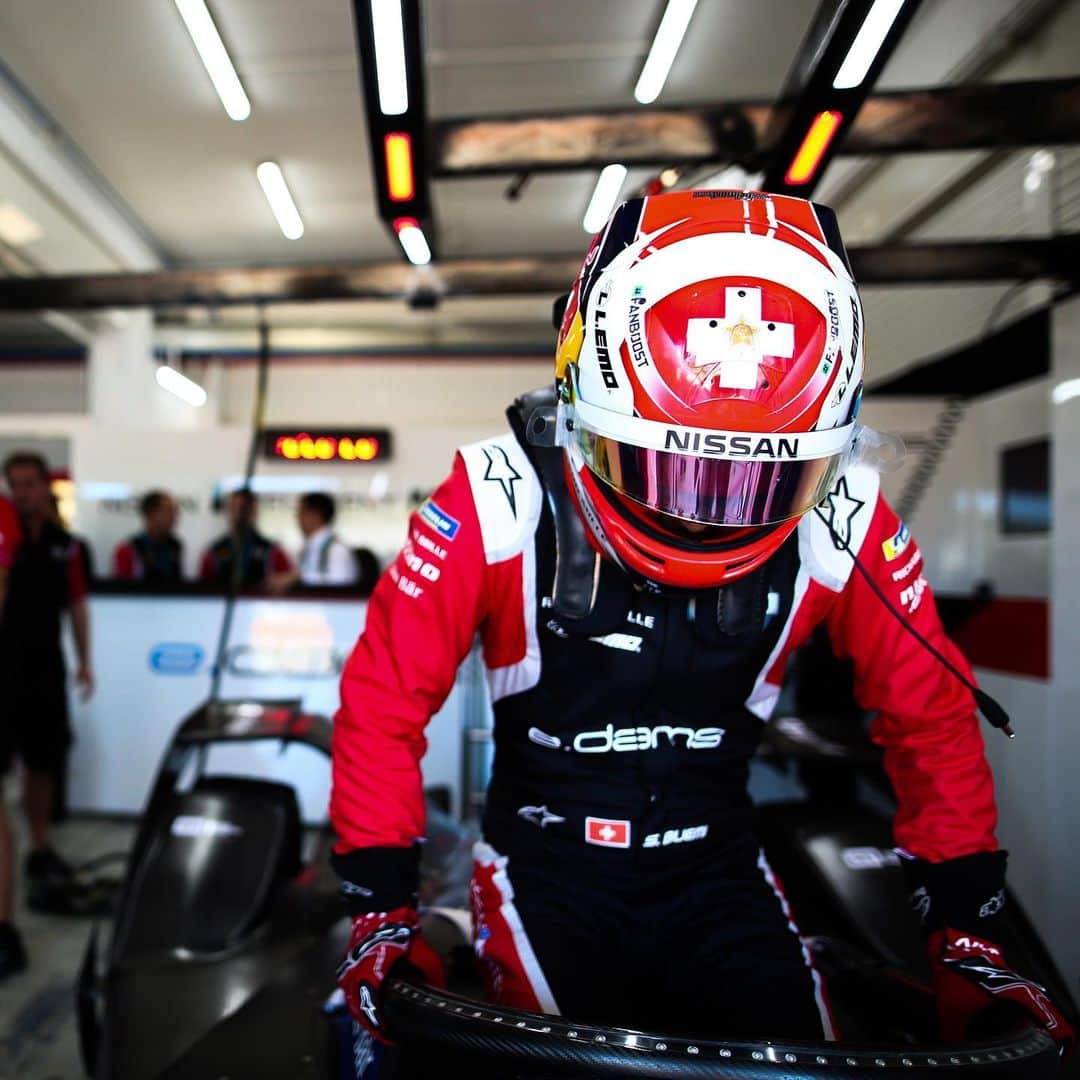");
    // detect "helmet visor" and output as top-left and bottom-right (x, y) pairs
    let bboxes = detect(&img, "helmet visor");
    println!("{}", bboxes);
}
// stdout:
(575, 428), (844, 526)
